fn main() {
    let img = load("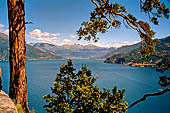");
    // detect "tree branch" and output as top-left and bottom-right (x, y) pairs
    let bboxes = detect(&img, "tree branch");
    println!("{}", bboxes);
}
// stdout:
(91, 0), (100, 8)
(127, 88), (170, 109)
